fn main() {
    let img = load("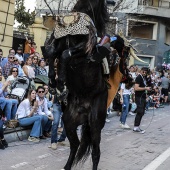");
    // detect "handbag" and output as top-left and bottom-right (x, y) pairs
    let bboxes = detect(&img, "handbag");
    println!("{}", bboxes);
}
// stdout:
(7, 119), (23, 141)
(7, 119), (19, 128)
